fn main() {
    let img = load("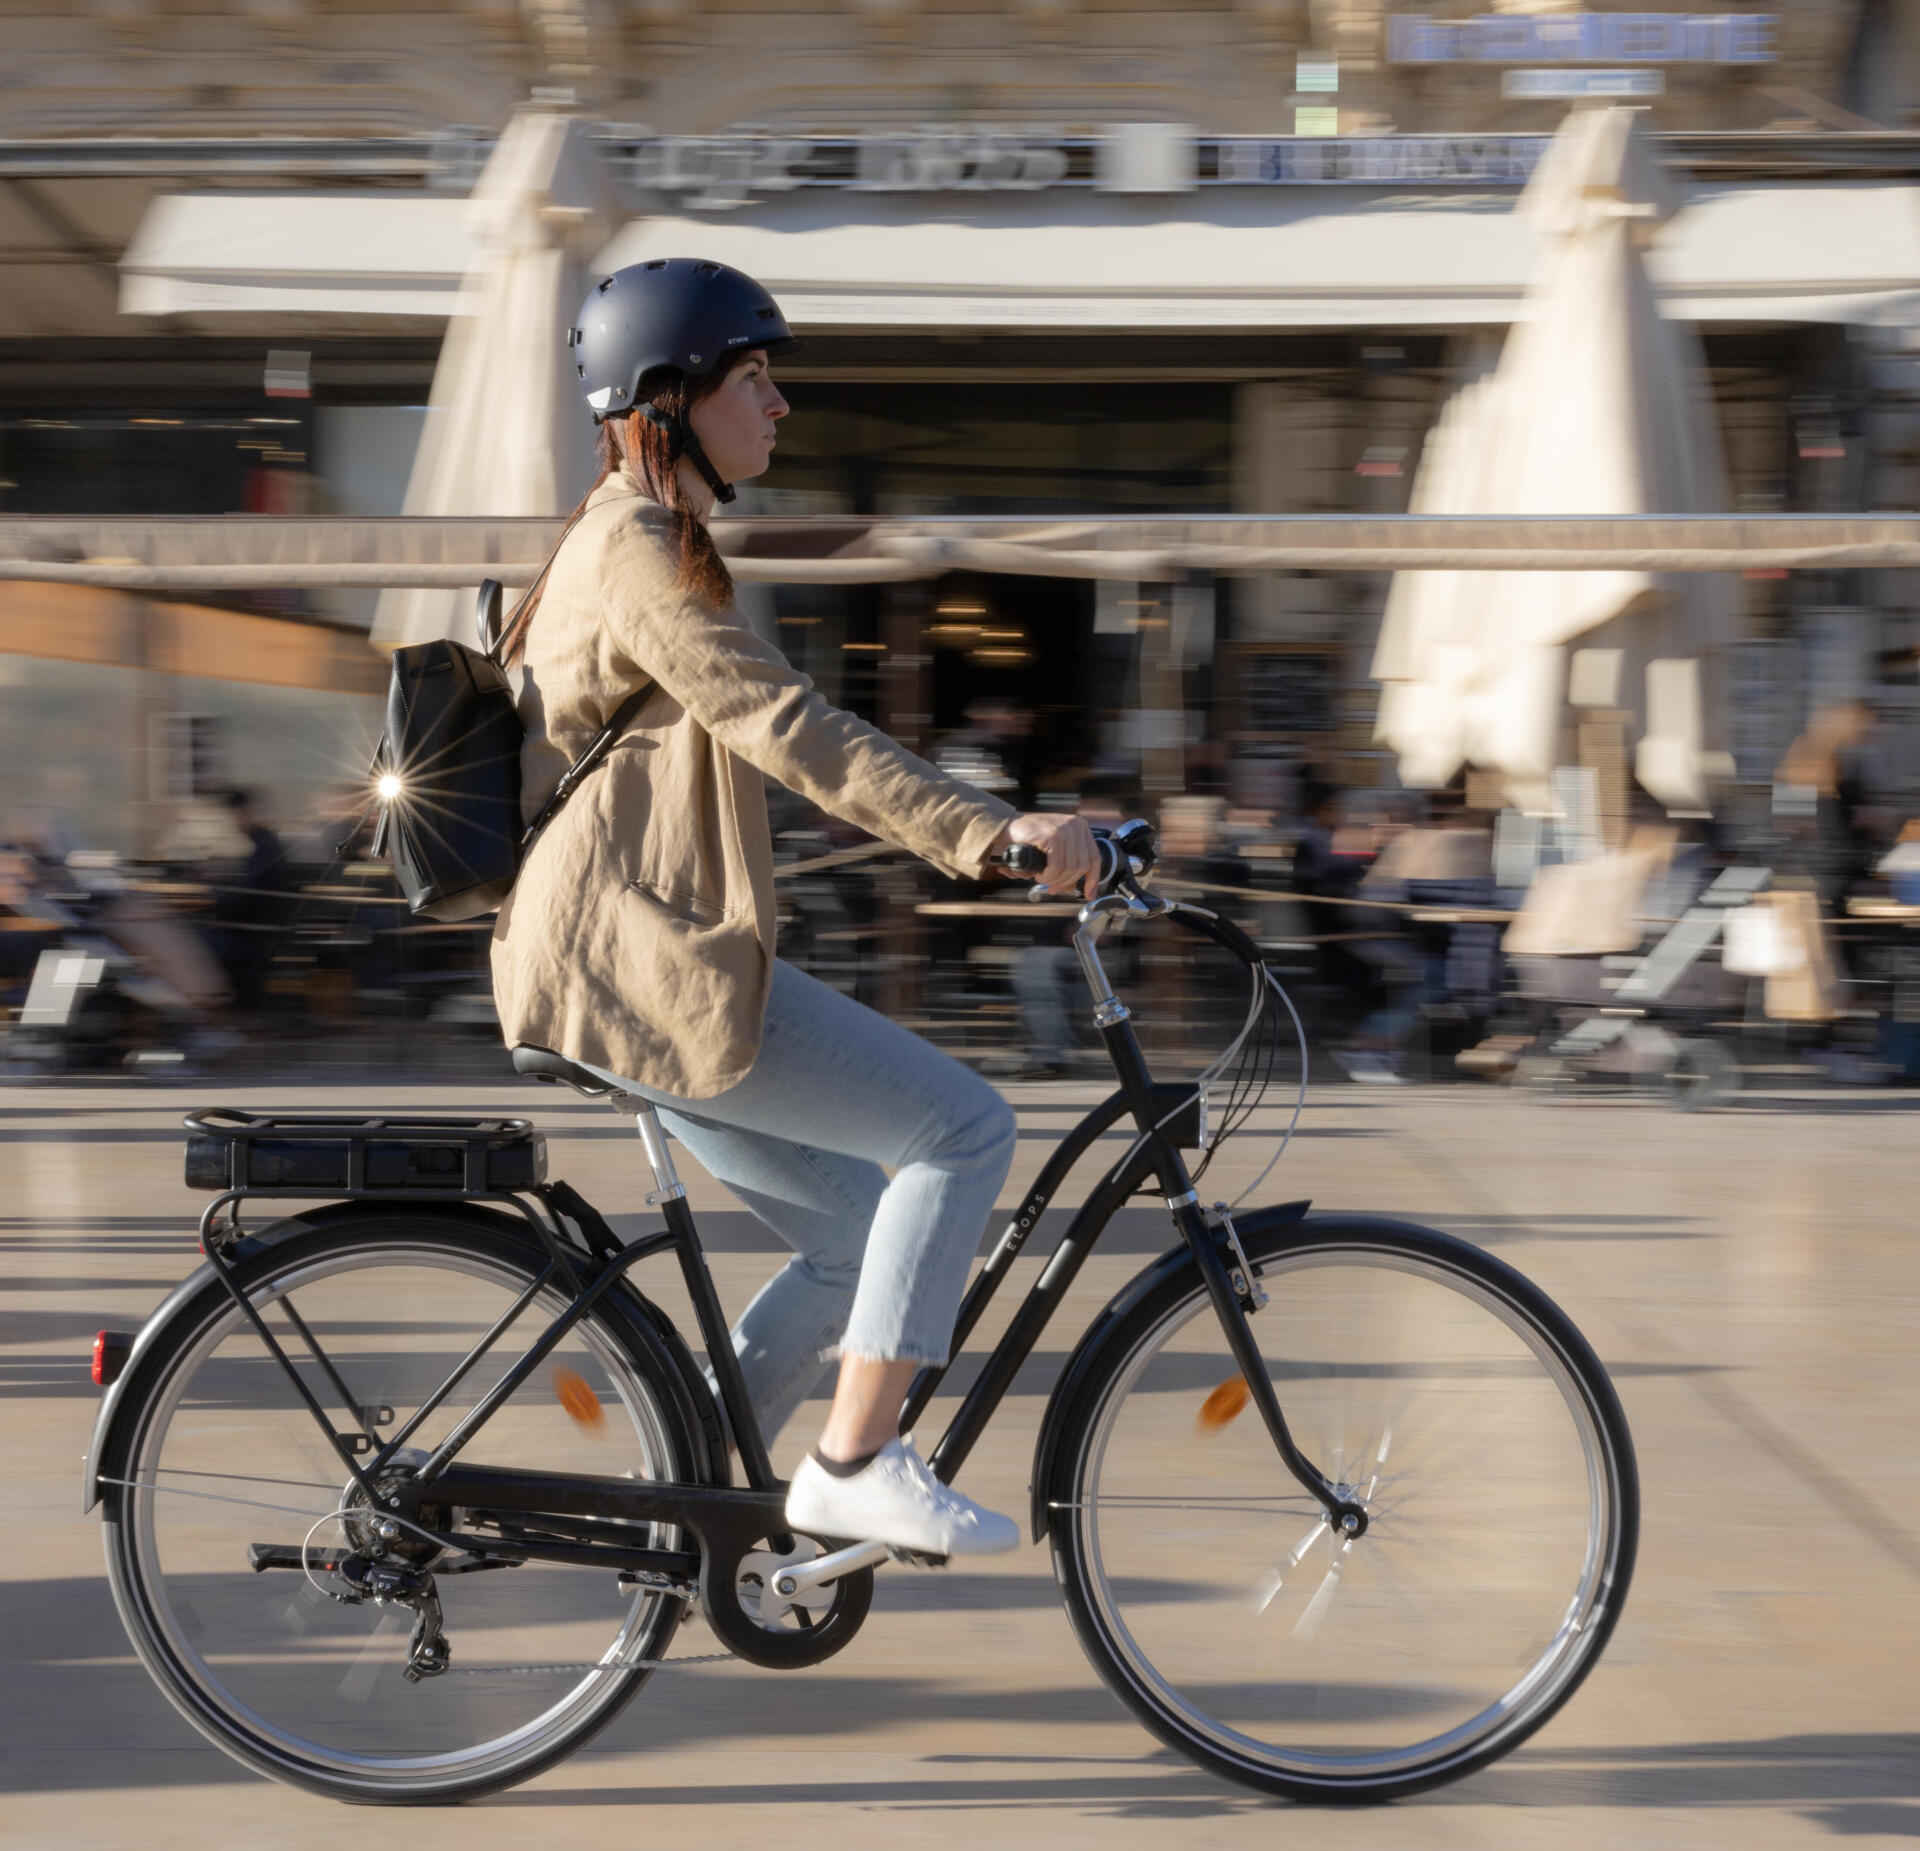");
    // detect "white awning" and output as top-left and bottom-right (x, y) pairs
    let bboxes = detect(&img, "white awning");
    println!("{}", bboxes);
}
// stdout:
(119, 192), (475, 318)
(1656, 182), (1920, 324)
(120, 180), (1920, 329)
(597, 183), (1920, 330)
